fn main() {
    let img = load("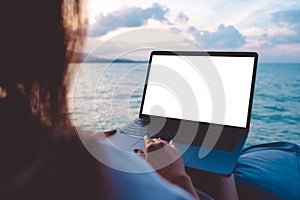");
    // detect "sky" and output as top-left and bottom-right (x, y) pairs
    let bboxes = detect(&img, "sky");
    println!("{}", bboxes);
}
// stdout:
(83, 0), (300, 63)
